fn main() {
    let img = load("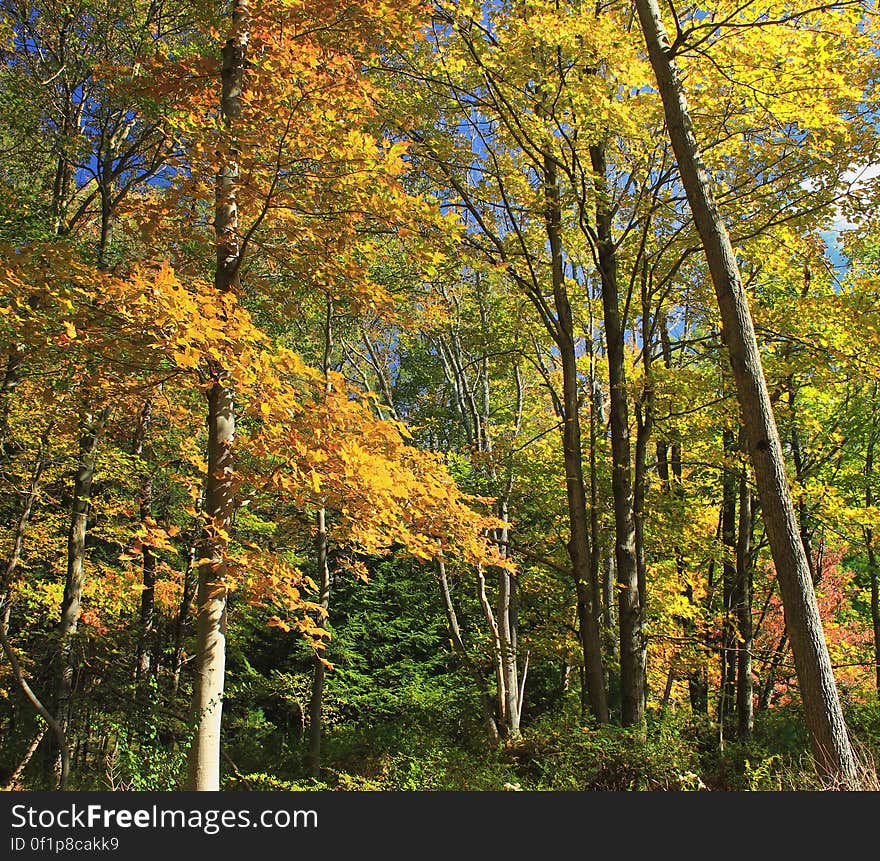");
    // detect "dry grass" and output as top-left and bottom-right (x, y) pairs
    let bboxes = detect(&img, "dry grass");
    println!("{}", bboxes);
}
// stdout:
(784, 743), (879, 791)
